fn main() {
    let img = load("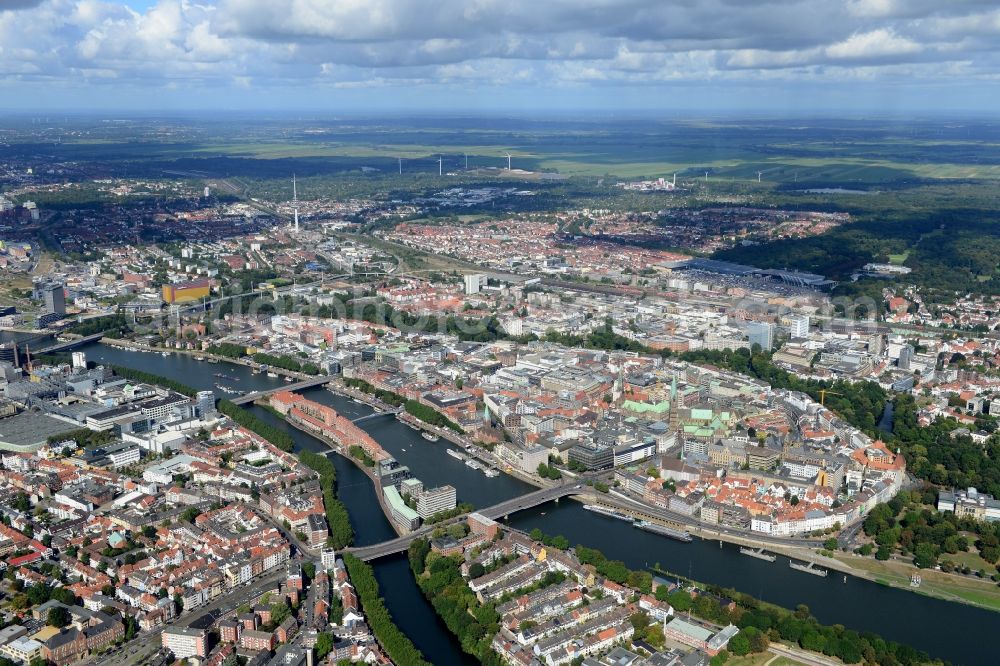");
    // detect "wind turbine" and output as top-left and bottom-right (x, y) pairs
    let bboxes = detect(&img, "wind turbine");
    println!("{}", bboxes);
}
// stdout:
(464, 153), (469, 170)
(438, 156), (443, 176)
(504, 152), (512, 170)
(398, 157), (402, 175)
(757, 171), (763, 183)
